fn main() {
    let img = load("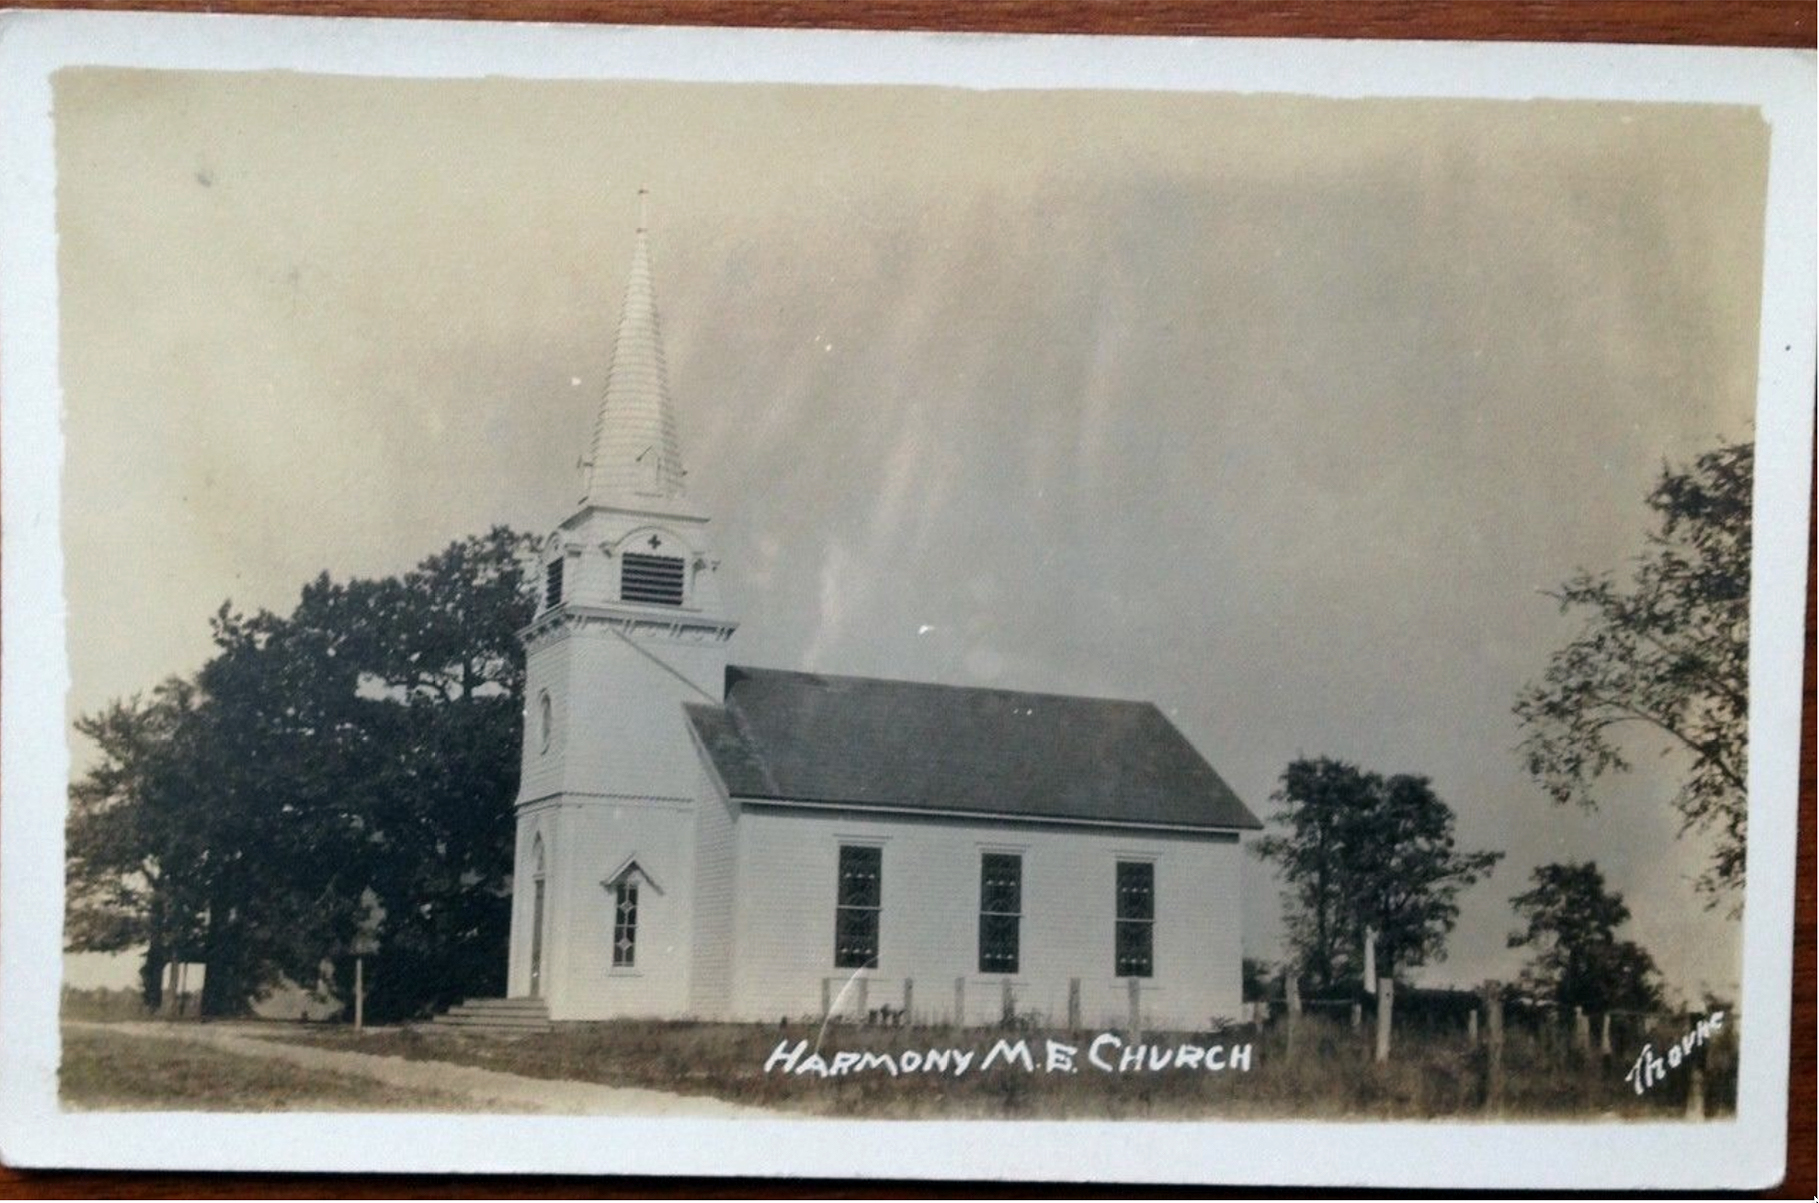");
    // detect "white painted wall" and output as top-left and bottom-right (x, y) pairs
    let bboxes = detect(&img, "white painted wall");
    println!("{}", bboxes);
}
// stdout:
(507, 507), (733, 1018)
(729, 805), (1245, 1031)
(545, 799), (698, 1019)
(505, 807), (550, 997)
(547, 505), (729, 618)
(518, 623), (727, 807)
(502, 501), (1248, 1030)
(688, 756), (740, 1017)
